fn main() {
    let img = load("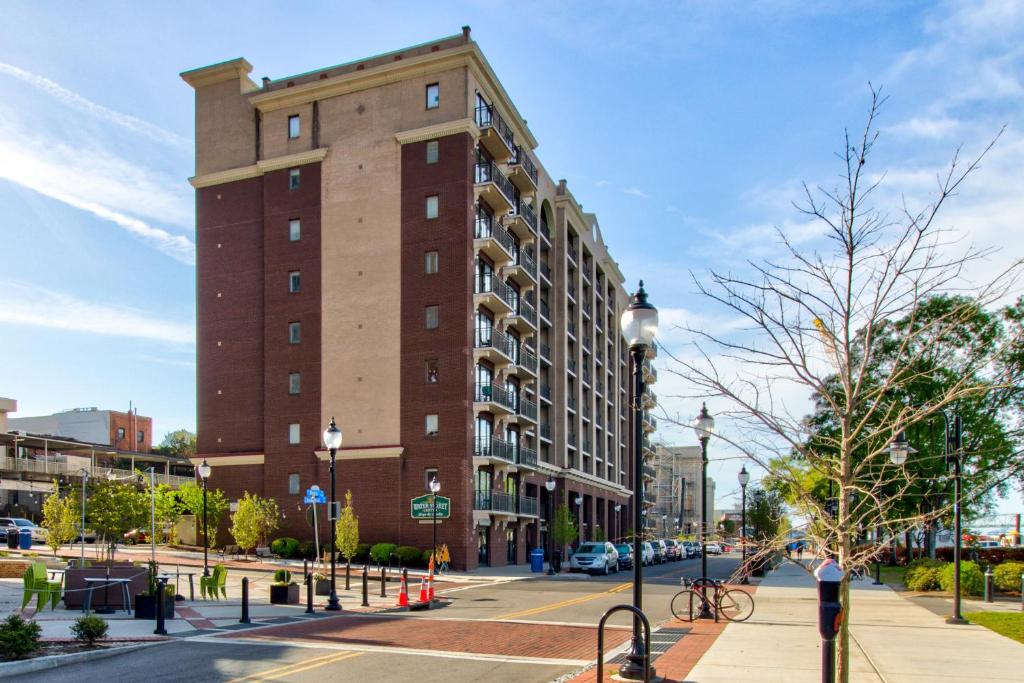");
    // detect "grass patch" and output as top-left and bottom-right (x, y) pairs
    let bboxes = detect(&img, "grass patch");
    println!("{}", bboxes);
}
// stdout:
(879, 565), (906, 587)
(964, 612), (1024, 644)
